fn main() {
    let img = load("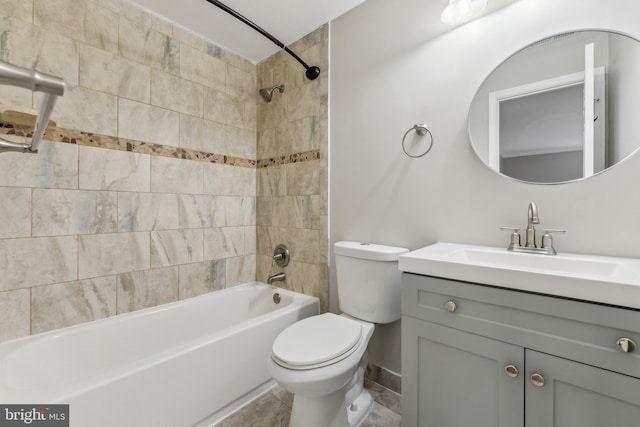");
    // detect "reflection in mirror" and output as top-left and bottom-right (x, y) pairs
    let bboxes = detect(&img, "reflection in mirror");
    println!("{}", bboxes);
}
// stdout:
(468, 31), (640, 184)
